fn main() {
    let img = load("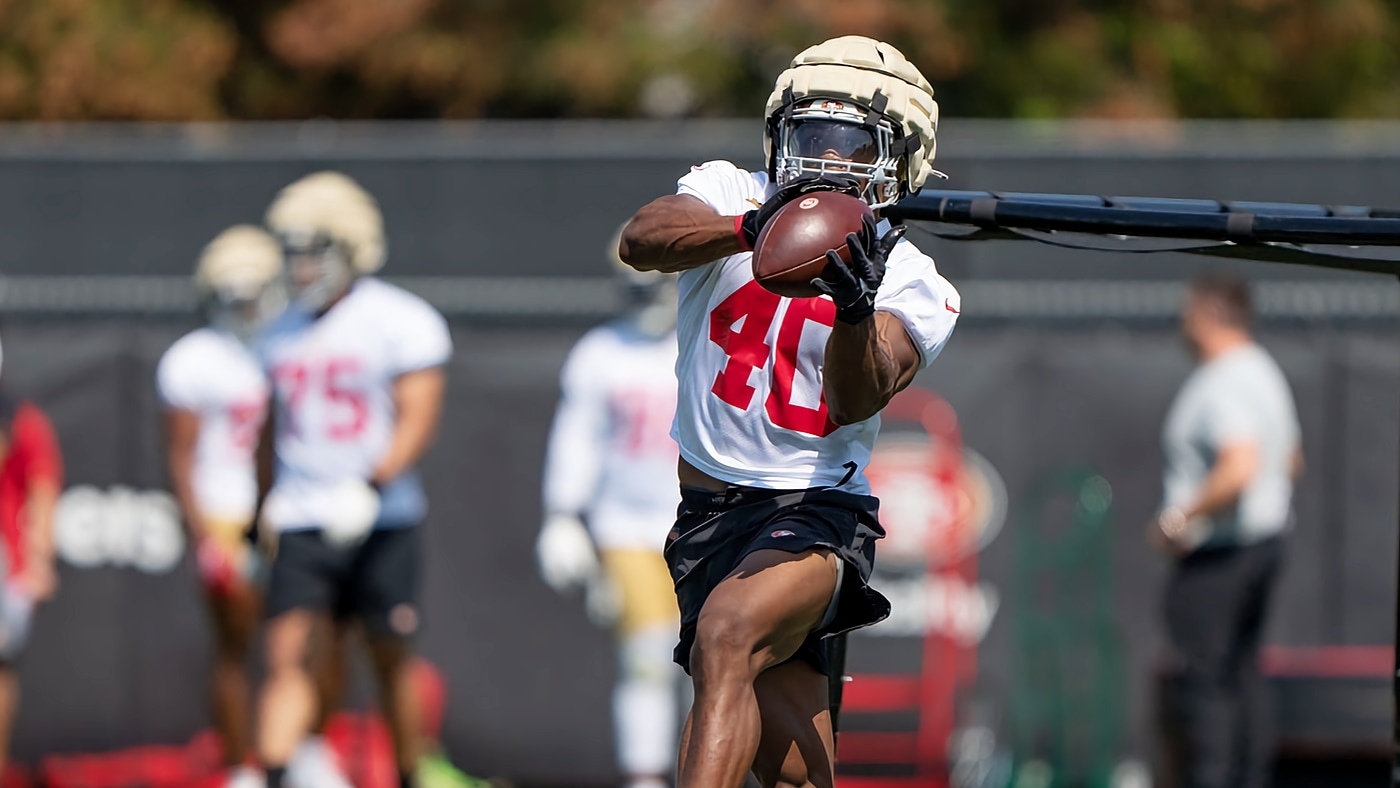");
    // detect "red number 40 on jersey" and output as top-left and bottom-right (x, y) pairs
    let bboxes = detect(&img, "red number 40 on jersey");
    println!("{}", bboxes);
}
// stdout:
(709, 280), (838, 437)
